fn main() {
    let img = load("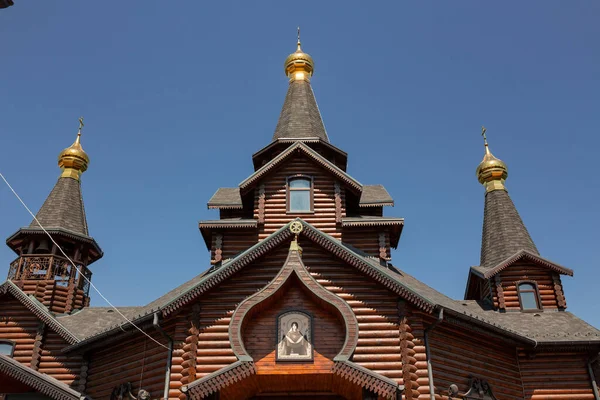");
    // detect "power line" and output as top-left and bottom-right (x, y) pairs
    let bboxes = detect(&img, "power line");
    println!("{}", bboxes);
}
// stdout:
(0, 171), (170, 351)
